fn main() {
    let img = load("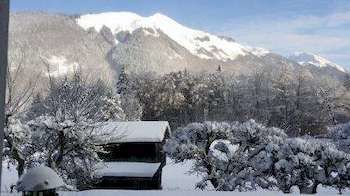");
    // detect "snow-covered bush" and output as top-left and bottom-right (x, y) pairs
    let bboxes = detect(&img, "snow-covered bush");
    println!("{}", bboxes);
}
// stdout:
(327, 122), (350, 153)
(165, 121), (233, 188)
(318, 142), (350, 194)
(166, 120), (287, 191)
(272, 138), (350, 194)
(213, 120), (287, 191)
(166, 120), (350, 194)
